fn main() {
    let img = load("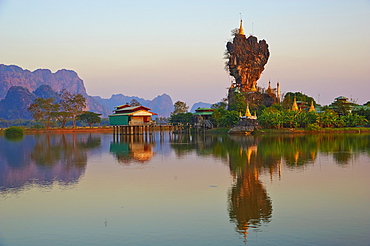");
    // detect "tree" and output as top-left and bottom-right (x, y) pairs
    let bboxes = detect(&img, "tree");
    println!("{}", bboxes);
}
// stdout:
(129, 99), (141, 106)
(329, 98), (355, 116)
(212, 98), (228, 110)
(77, 111), (102, 128)
(282, 92), (316, 110)
(169, 112), (193, 125)
(219, 110), (239, 127)
(50, 111), (70, 128)
(228, 93), (246, 114)
(28, 97), (60, 129)
(60, 90), (86, 128)
(172, 101), (189, 115)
